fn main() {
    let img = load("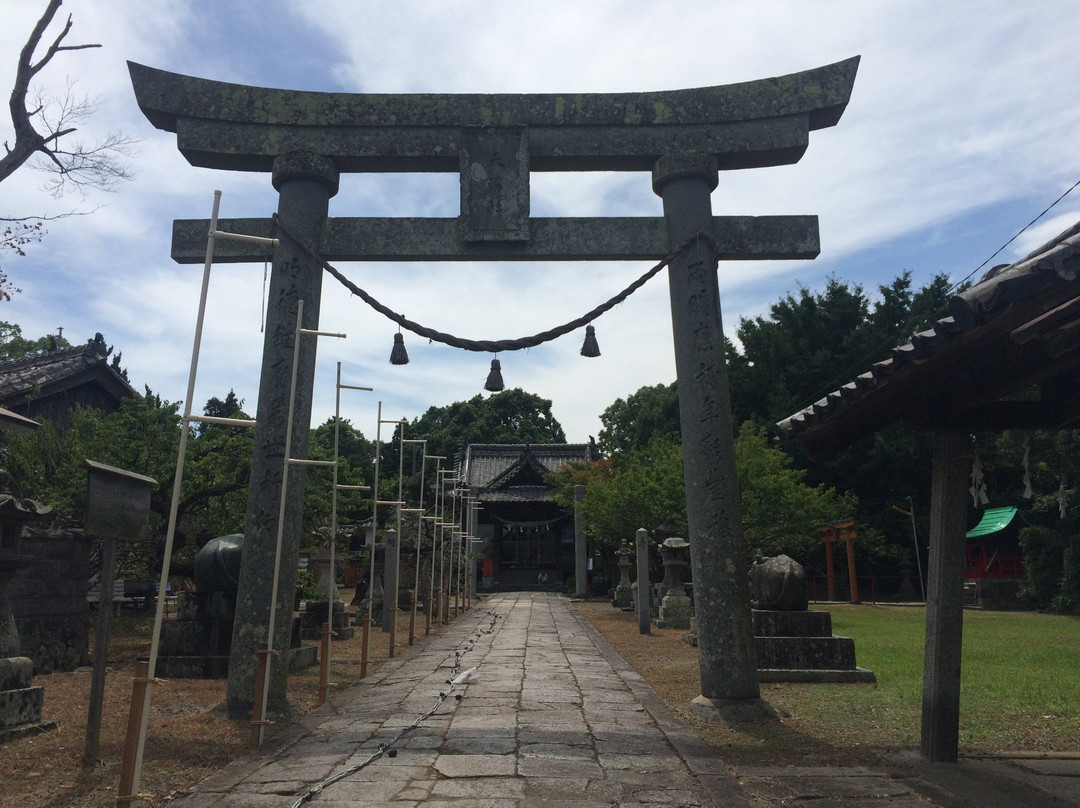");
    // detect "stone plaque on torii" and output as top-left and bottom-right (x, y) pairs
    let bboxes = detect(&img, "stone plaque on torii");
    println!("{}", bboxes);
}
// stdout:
(129, 57), (859, 719)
